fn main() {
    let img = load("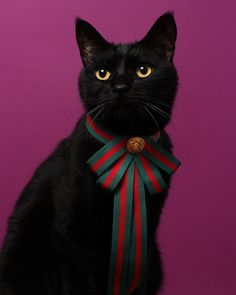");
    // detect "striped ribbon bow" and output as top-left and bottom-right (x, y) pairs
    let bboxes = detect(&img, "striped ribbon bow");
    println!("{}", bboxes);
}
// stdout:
(86, 115), (181, 295)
